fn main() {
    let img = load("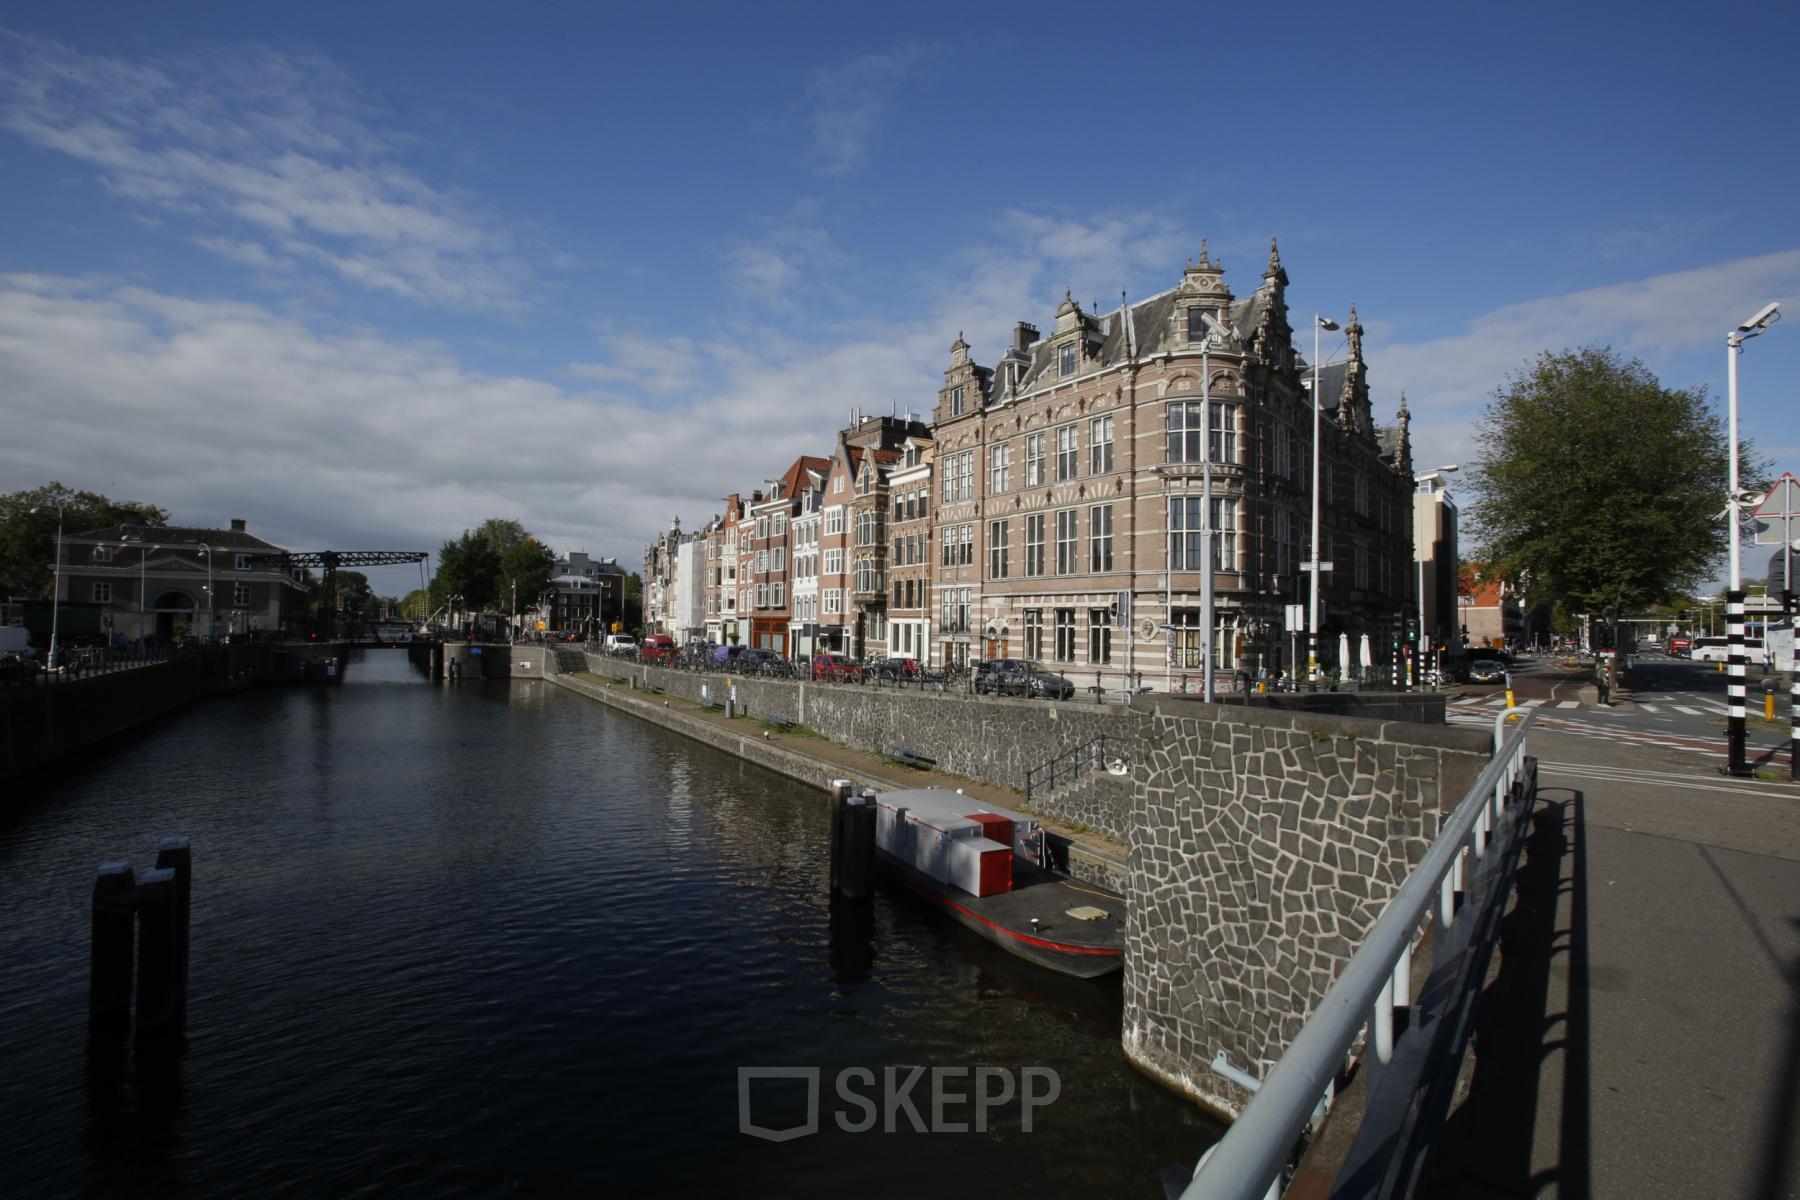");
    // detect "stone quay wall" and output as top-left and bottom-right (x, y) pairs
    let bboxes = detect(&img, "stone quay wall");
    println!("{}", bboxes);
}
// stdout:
(582, 655), (1138, 839)
(1123, 698), (1489, 1118)
(1, 657), (210, 784)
